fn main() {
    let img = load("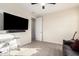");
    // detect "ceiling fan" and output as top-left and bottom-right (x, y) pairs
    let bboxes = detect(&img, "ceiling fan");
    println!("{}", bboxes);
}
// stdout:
(31, 3), (56, 9)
